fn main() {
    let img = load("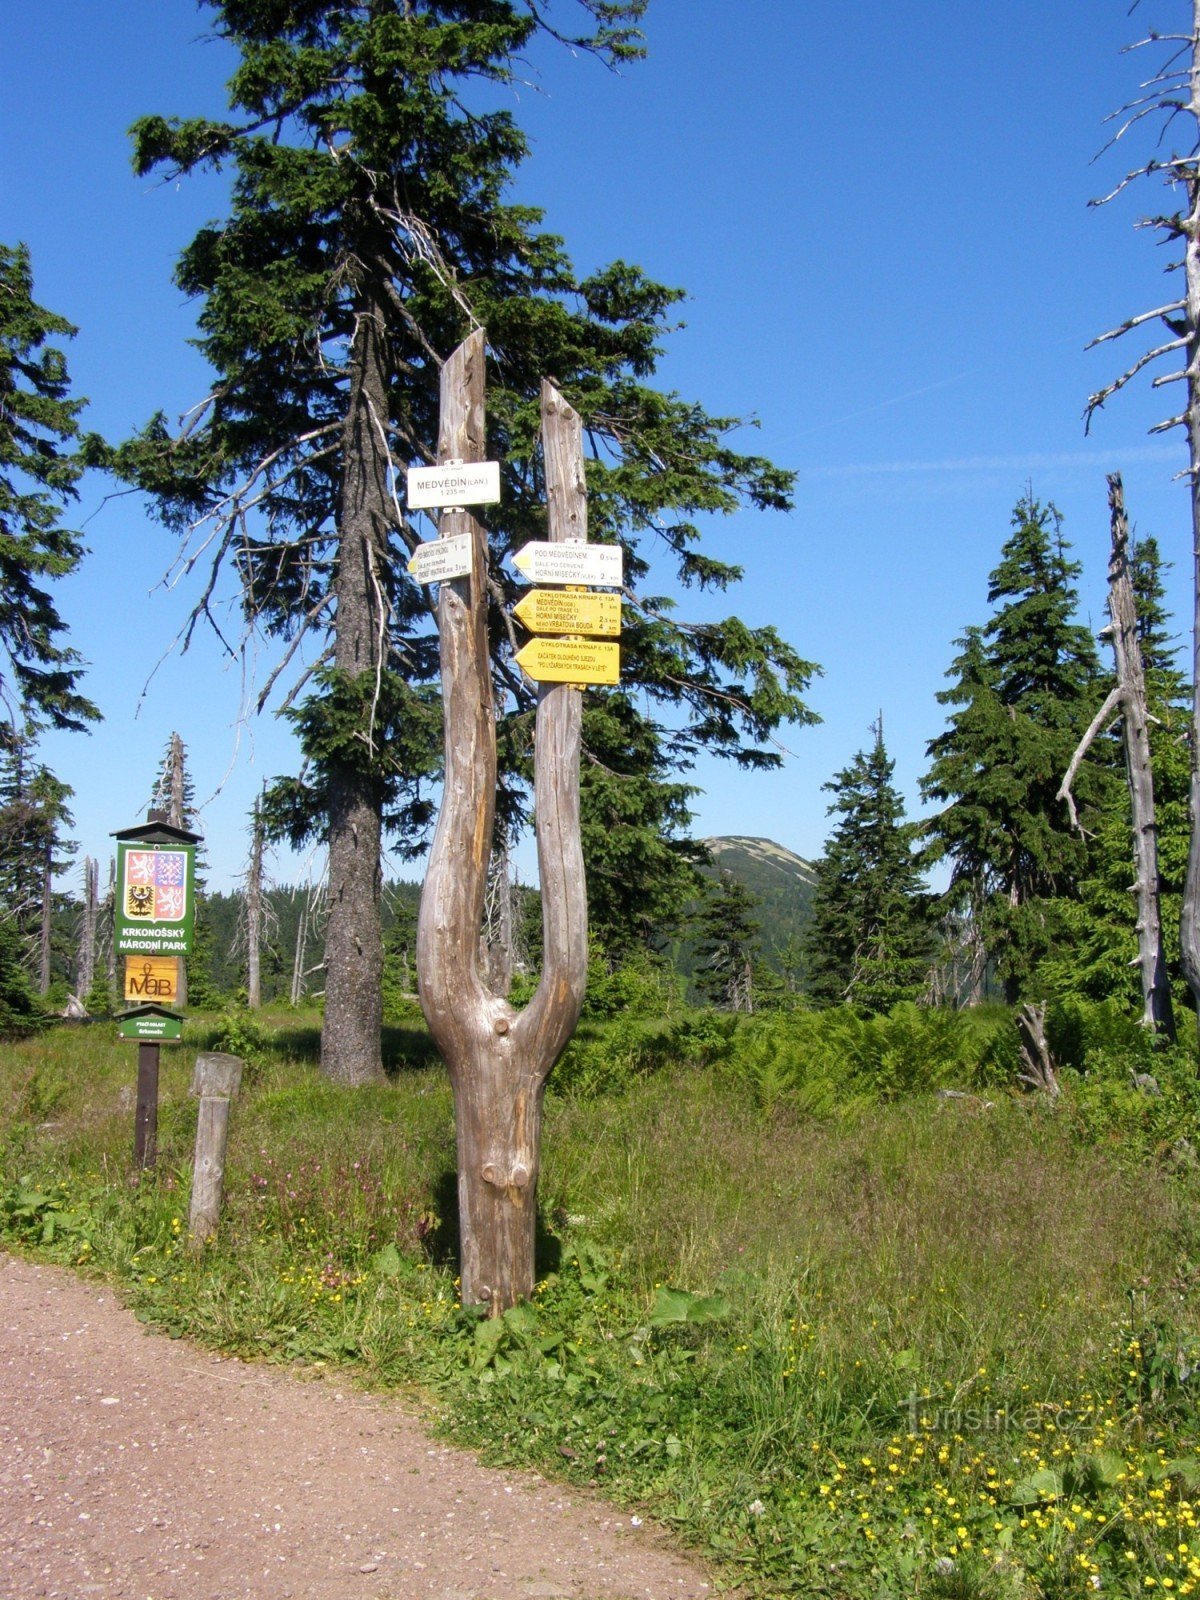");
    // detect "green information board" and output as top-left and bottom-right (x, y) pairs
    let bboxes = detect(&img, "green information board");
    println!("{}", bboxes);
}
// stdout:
(114, 841), (196, 958)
